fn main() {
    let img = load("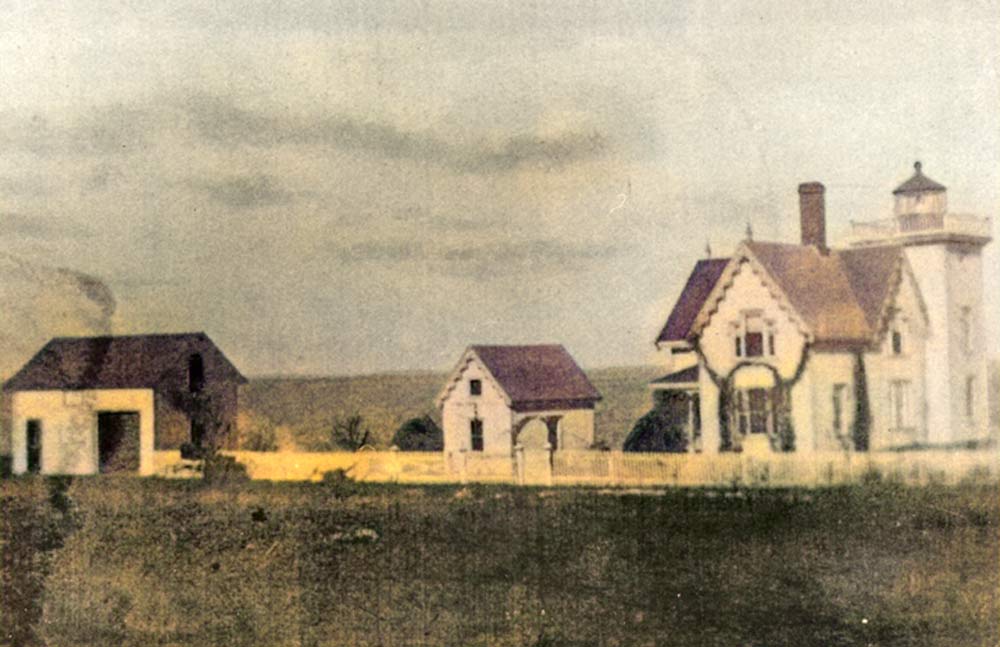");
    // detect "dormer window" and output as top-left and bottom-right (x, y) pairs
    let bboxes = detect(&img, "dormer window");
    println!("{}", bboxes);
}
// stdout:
(733, 311), (765, 358)
(891, 331), (903, 355)
(469, 379), (482, 396)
